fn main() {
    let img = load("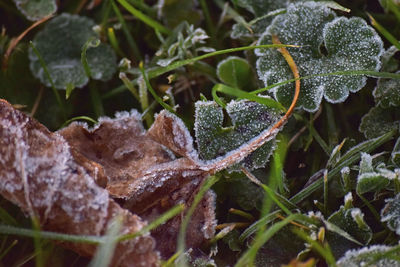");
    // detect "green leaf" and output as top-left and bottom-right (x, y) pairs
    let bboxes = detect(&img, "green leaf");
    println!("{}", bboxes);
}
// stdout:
(356, 153), (393, 195)
(256, 2), (383, 112)
(29, 13), (117, 90)
(326, 206), (372, 258)
(374, 71), (400, 108)
(337, 245), (400, 267)
(359, 106), (400, 139)
(13, 0), (57, 21)
(217, 56), (252, 90)
(194, 100), (281, 170)
(381, 193), (400, 235)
